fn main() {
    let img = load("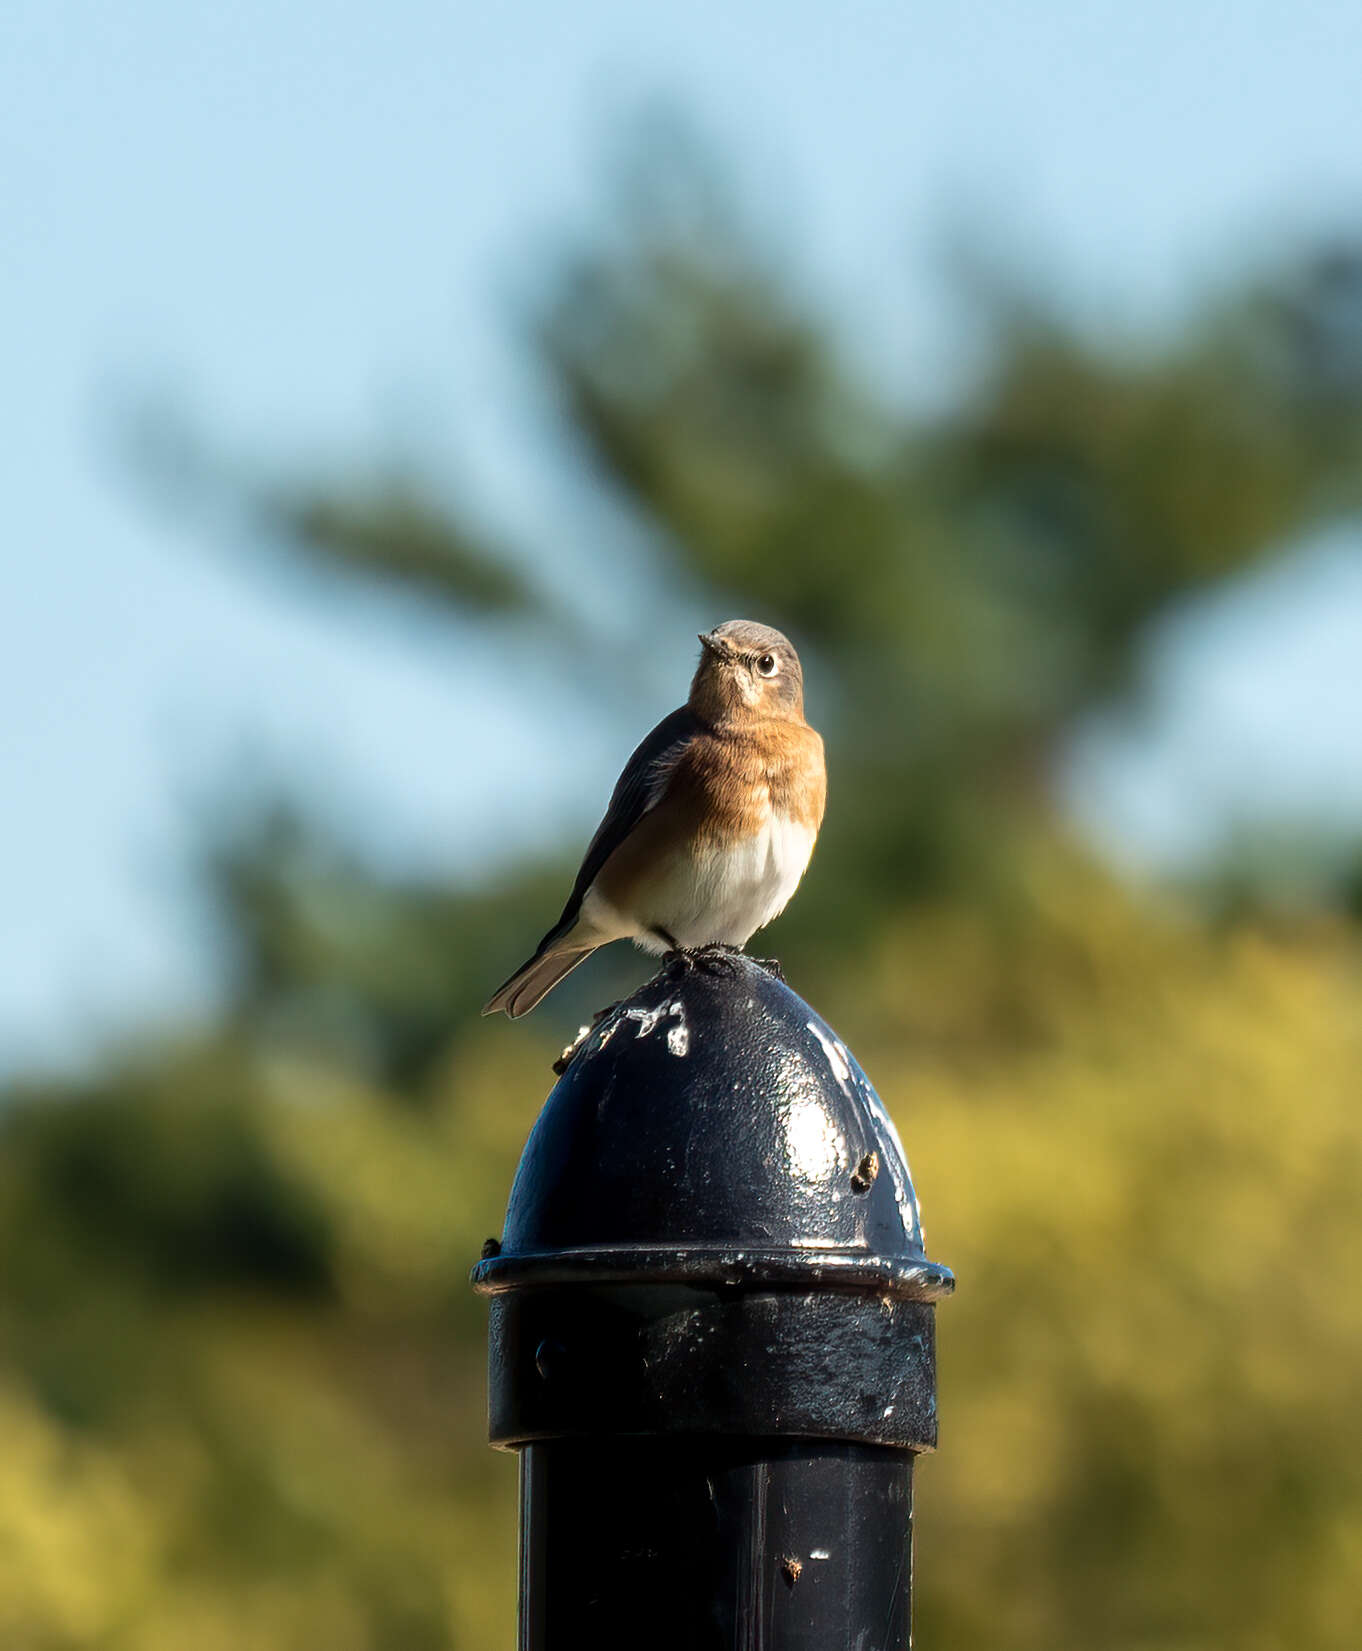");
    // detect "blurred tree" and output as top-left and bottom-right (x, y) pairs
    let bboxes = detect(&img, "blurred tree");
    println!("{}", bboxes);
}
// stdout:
(4, 129), (1362, 1649)
(170, 137), (1362, 1082)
